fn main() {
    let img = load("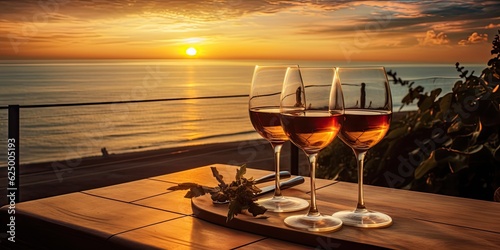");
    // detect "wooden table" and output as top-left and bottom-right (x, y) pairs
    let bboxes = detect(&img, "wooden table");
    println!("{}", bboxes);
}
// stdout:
(1, 164), (499, 249)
